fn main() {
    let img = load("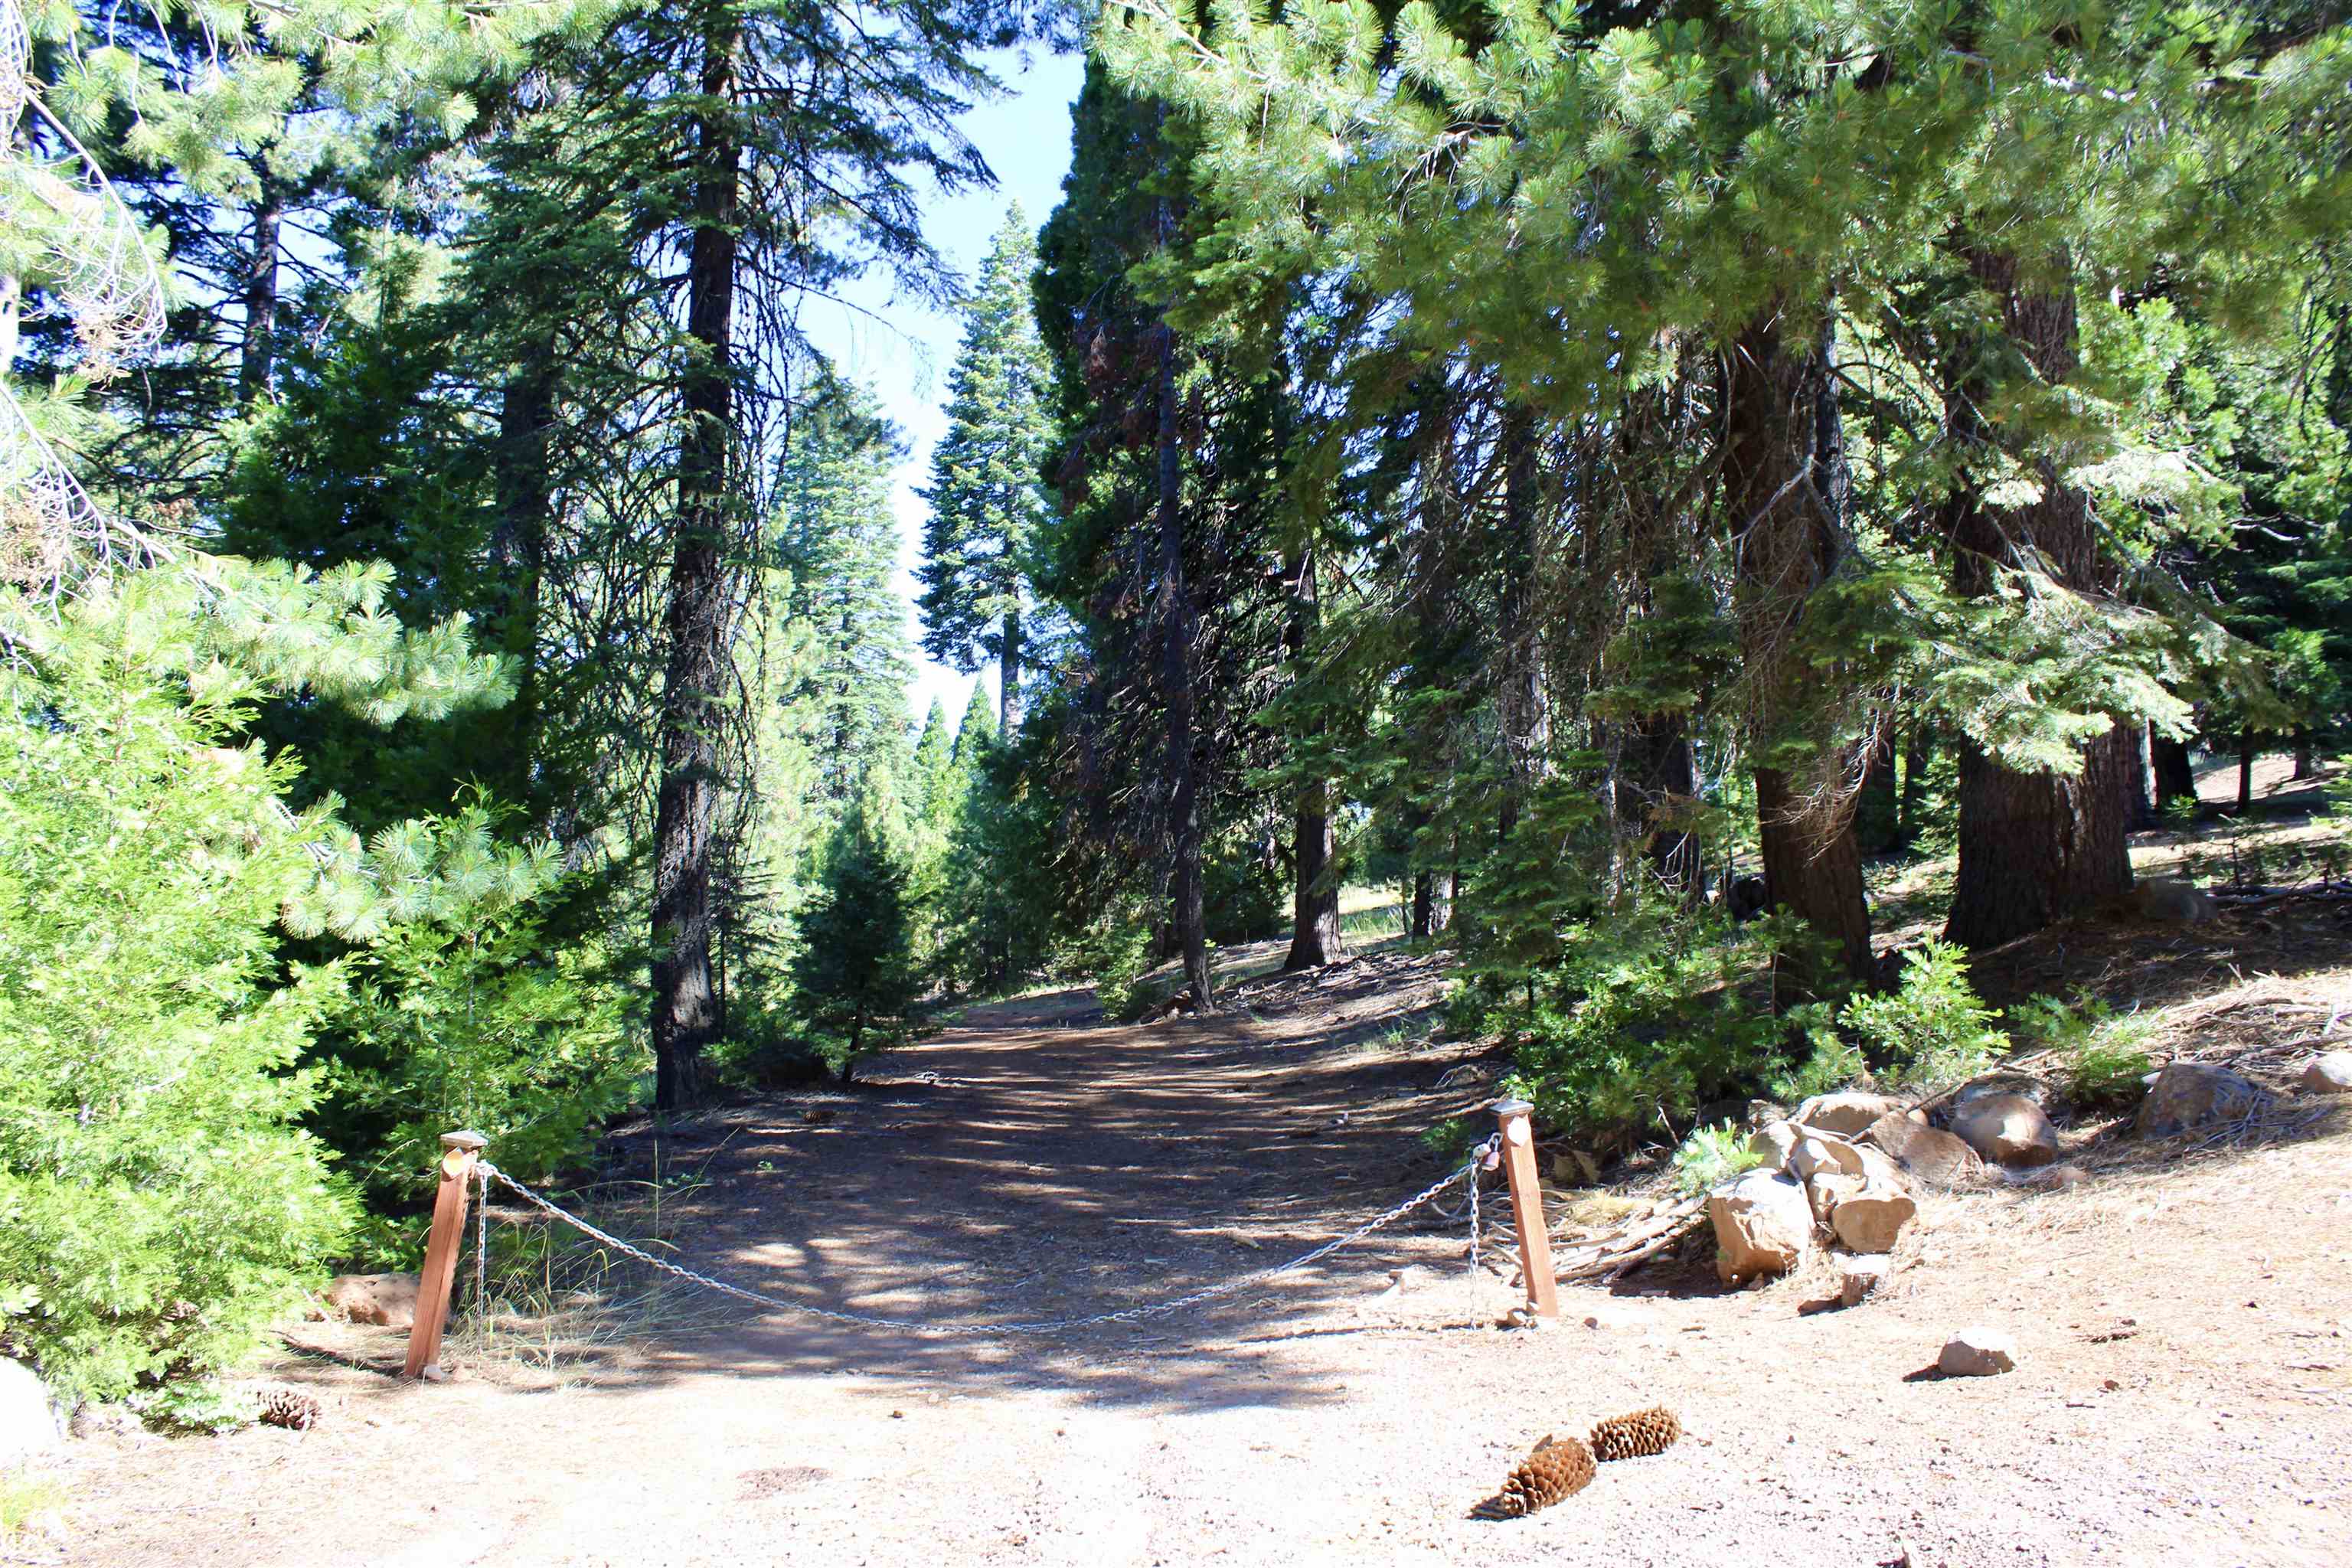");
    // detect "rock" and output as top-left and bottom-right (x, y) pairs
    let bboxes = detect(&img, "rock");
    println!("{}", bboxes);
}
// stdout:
(1829, 1183), (1918, 1255)
(68, 1403), (142, 1442)
(2132, 877), (2216, 923)
(322, 1272), (420, 1330)
(1788, 1134), (1864, 1186)
(1805, 1169), (1864, 1225)
(1792, 1093), (1906, 1138)
(1839, 1260), (1889, 1308)
(2301, 1051), (2352, 1096)
(1707, 1171), (1816, 1285)
(0, 1360), (58, 1467)
(1937, 1328), (2017, 1377)
(1862, 1111), (1982, 1188)
(1949, 1093), (2060, 1168)
(2010, 1162), (2090, 1192)
(2137, 1062), (2269, 1138)
(1747, 1119), (1801, 1169)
